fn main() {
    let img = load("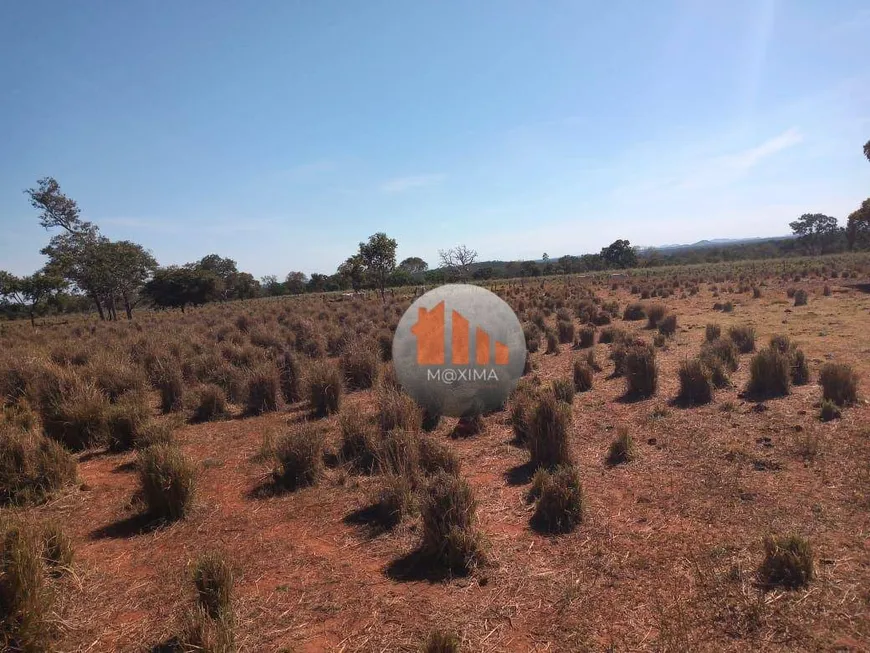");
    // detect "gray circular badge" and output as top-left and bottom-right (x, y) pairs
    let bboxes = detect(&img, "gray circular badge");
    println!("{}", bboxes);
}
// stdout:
(392, 284), (526, 417)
